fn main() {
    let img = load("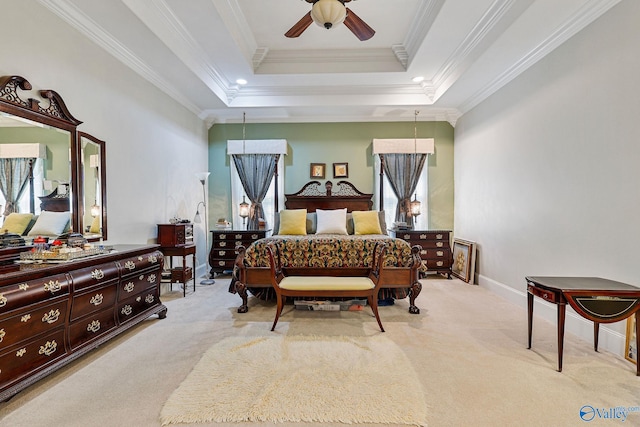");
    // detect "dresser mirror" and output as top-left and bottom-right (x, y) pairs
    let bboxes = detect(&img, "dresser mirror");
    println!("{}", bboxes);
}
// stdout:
(0, 75), (107, 242)
(79, 132), (107, 240)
